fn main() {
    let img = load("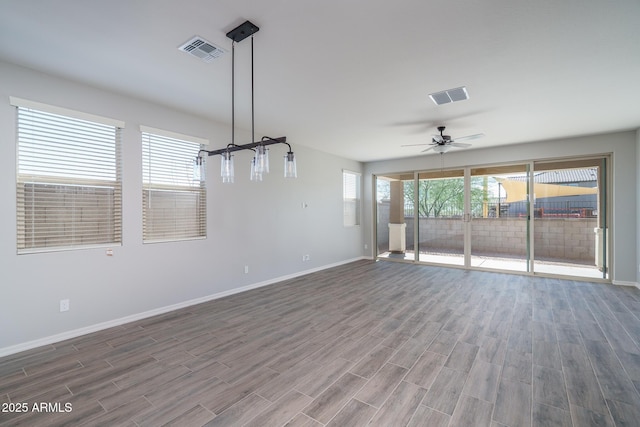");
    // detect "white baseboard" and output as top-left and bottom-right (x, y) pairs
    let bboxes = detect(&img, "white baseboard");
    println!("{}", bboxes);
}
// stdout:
(0, 257), (368, 358)
(612, 279), (640, 290)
